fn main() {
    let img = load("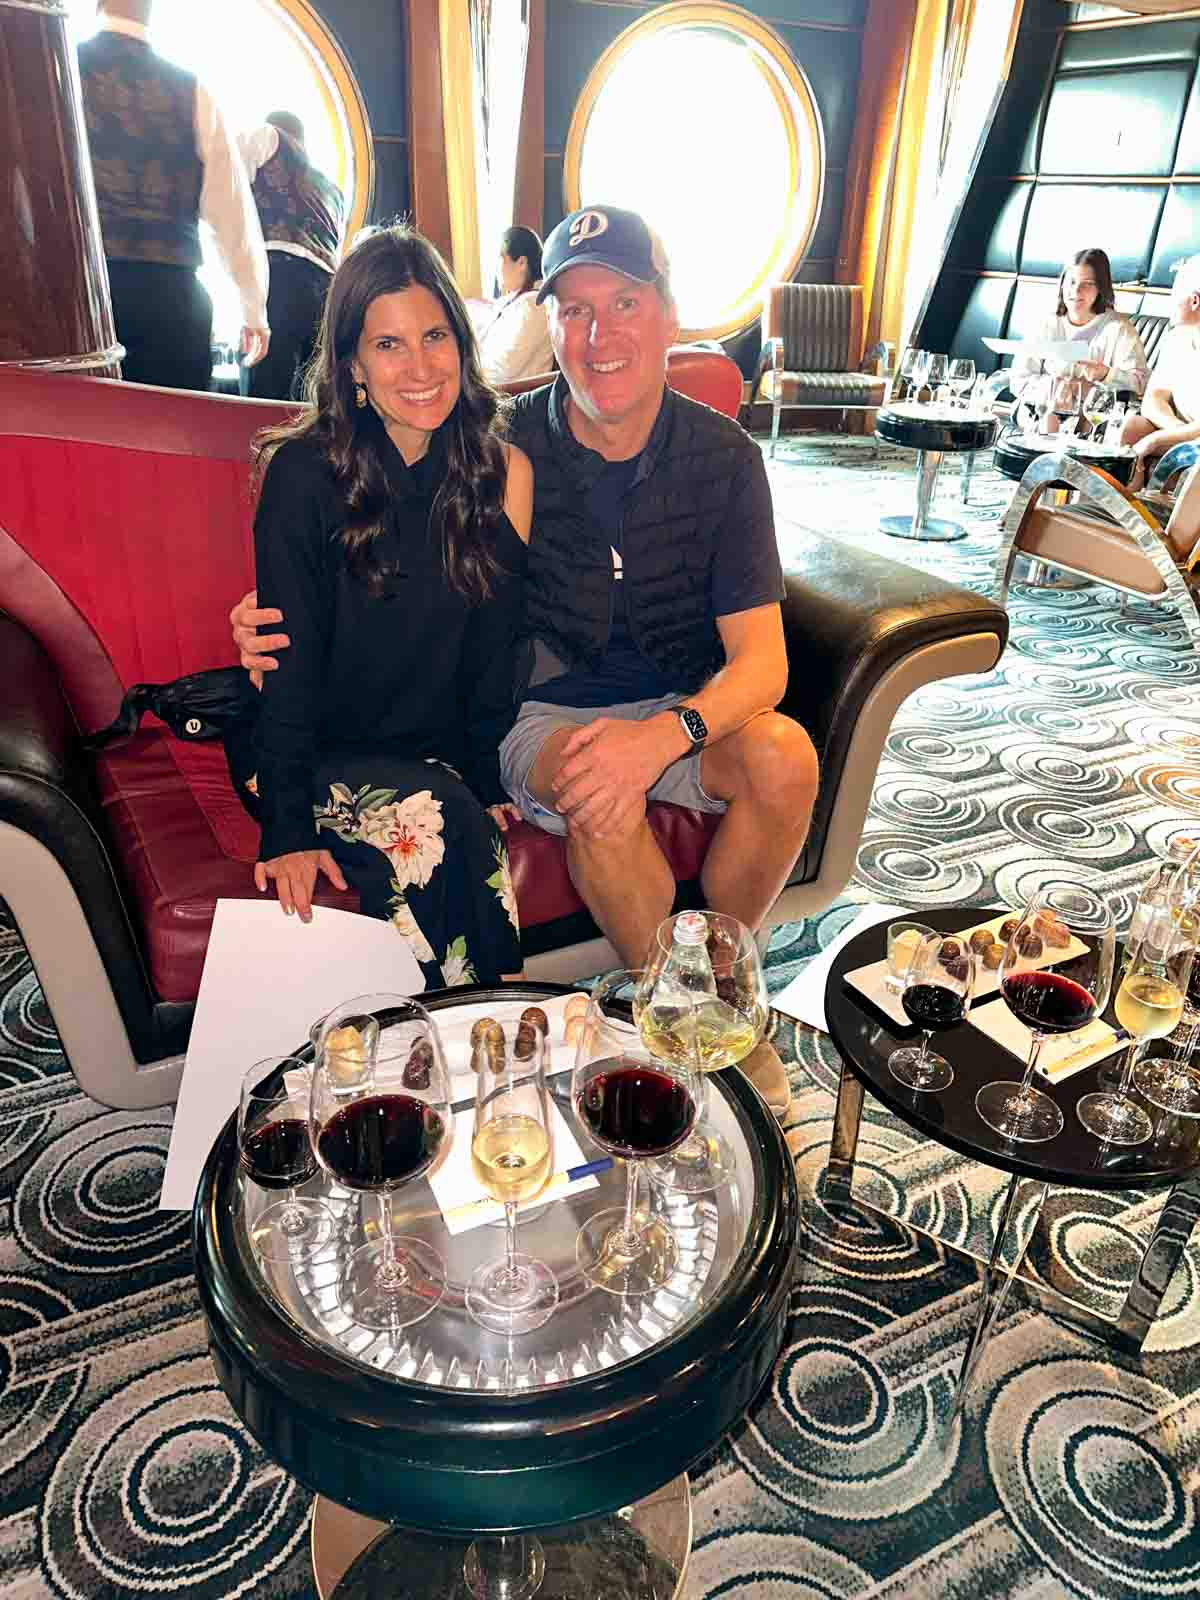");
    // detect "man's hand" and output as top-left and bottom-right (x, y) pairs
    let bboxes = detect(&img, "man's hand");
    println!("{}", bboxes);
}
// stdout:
(552, 716), (685, 837)
(241, 326), (270, 367)
(253, 848), (347, 921)
(231, 589), (290, 684)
